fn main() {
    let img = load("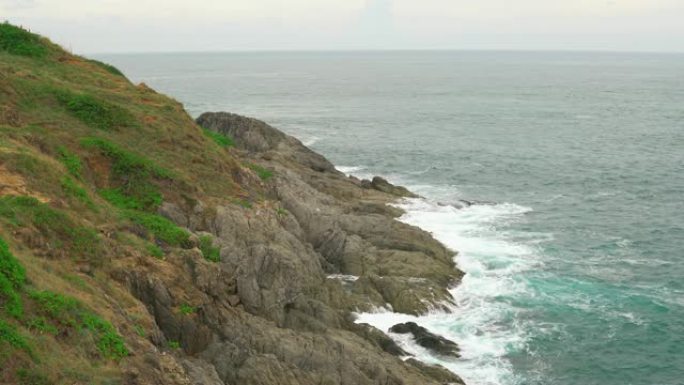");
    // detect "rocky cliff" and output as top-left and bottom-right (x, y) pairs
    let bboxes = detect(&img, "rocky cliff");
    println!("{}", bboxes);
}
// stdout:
(0, 24), (465, 384)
